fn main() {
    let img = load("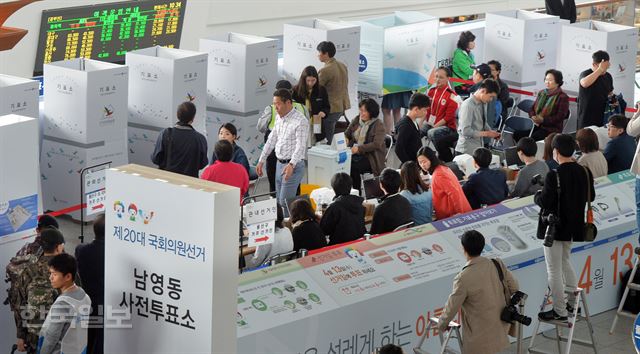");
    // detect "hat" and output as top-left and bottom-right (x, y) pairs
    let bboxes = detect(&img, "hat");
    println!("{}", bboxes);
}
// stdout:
(40, 228), (65, 247)
(473, 63), (492, 79)
(37, 215), (59, 230)
(275, 80), (292, 90)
